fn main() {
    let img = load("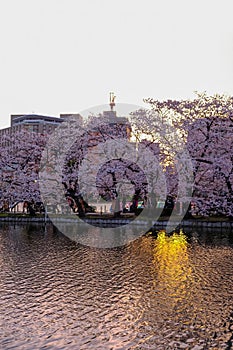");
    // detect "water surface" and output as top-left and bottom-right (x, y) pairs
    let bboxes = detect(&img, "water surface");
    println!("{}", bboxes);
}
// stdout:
(0, 223), (233, 349)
